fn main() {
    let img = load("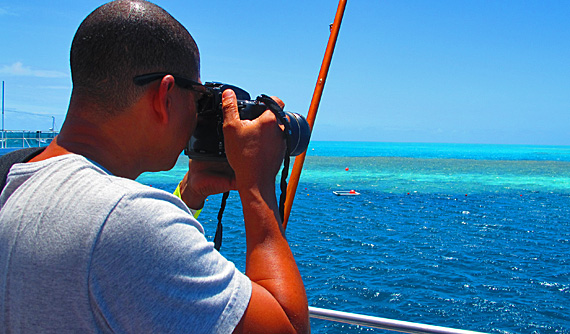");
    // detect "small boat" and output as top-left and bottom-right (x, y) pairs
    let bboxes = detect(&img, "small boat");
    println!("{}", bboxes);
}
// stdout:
(333, 190), (360, 196)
